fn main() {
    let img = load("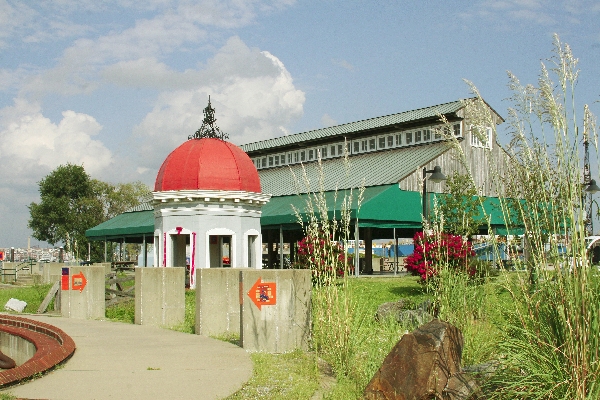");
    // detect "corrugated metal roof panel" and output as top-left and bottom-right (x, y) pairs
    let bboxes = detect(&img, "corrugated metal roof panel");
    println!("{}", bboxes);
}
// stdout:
(241, 100), (465, 153)
(258, 142), (451, 196)
(125, 197), (154, 212)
